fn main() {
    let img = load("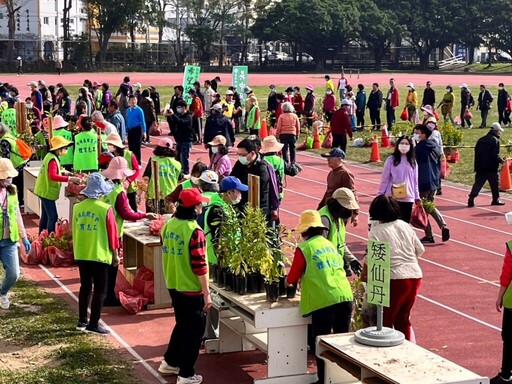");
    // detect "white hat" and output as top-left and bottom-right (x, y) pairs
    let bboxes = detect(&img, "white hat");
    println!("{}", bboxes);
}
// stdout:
(0, 158), (18, 179)
(210, 103), (223, 113)
(341, 99), (351, 106)
(199, 170), (219, 184)
(16, 56), (21, 60)
(225, 90), (234, 95)
(27, 81), (37, 87)
(407, 82), (414, 89)
(459, 83), (468, 89)
(491, 122), (504, 132)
